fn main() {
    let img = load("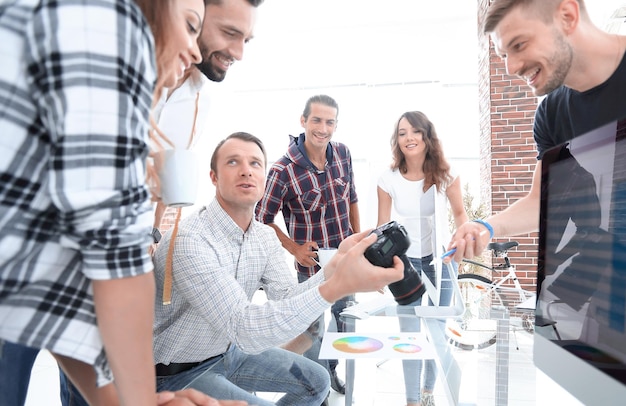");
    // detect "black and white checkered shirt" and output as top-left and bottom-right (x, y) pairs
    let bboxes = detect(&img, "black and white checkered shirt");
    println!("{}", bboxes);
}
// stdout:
(0, 0), (156, 384)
